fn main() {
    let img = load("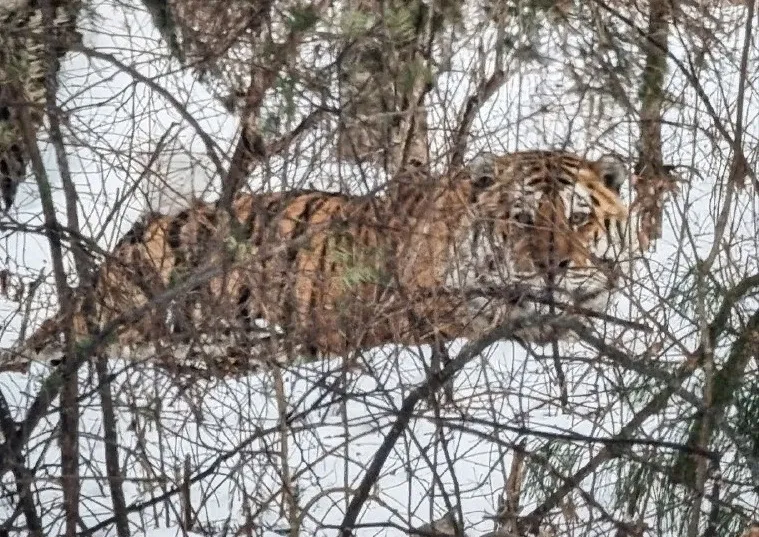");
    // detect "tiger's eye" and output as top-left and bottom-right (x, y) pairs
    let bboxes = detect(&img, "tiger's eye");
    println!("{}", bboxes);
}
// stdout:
(570, 212), (590, 226)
